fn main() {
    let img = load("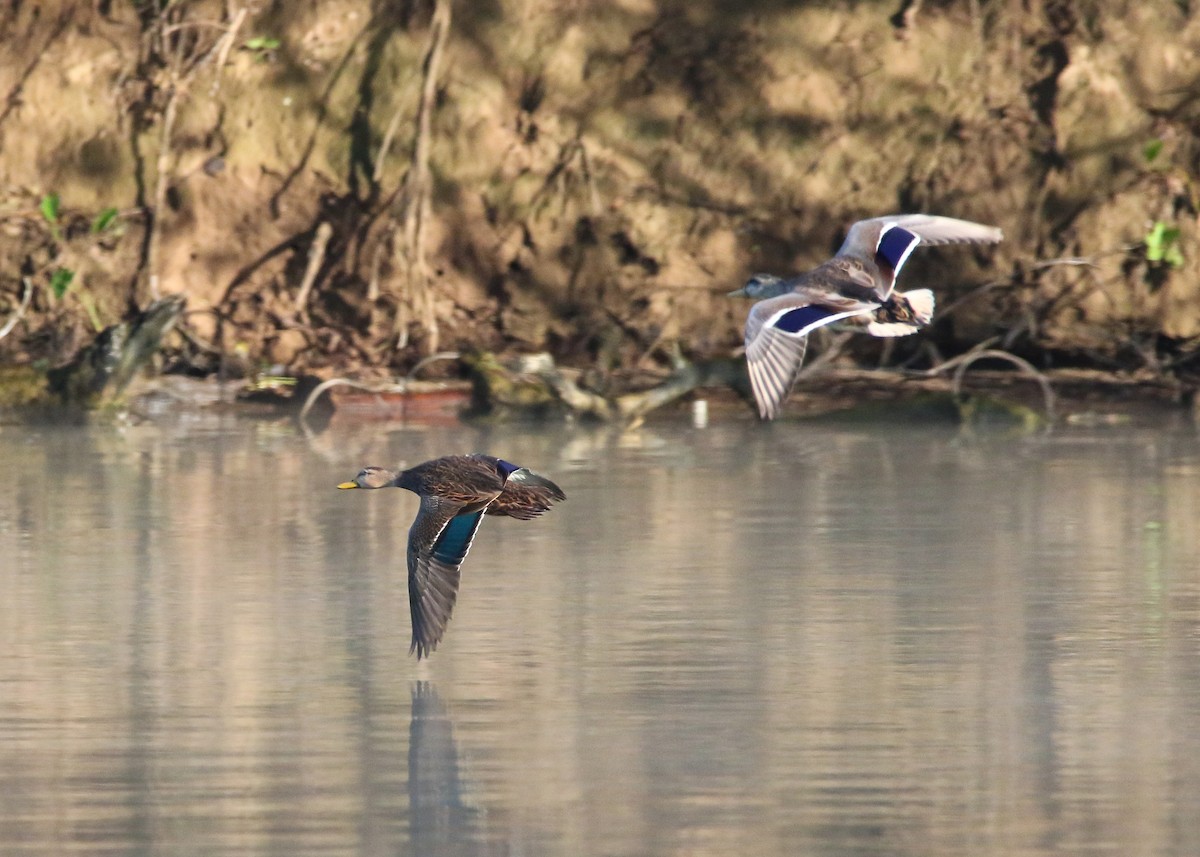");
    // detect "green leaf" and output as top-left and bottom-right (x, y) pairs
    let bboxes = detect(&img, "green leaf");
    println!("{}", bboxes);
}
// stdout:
(49, 267), (74, 299)
(1143, 138), (1164, 164)
(40, 192), (61, 224)
(91, 206), (119, 233)
(244, 36), (280, 51)
(1145, 221), (1166, 261)
(1145, 220), (1185, 267)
